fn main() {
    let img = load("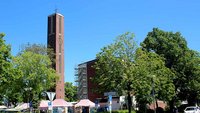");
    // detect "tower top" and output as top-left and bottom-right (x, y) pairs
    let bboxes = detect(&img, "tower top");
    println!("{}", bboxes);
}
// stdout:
(48, 12), (64, 17)
(47, 7), (64, 17)
(55, 8), (58, 13)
